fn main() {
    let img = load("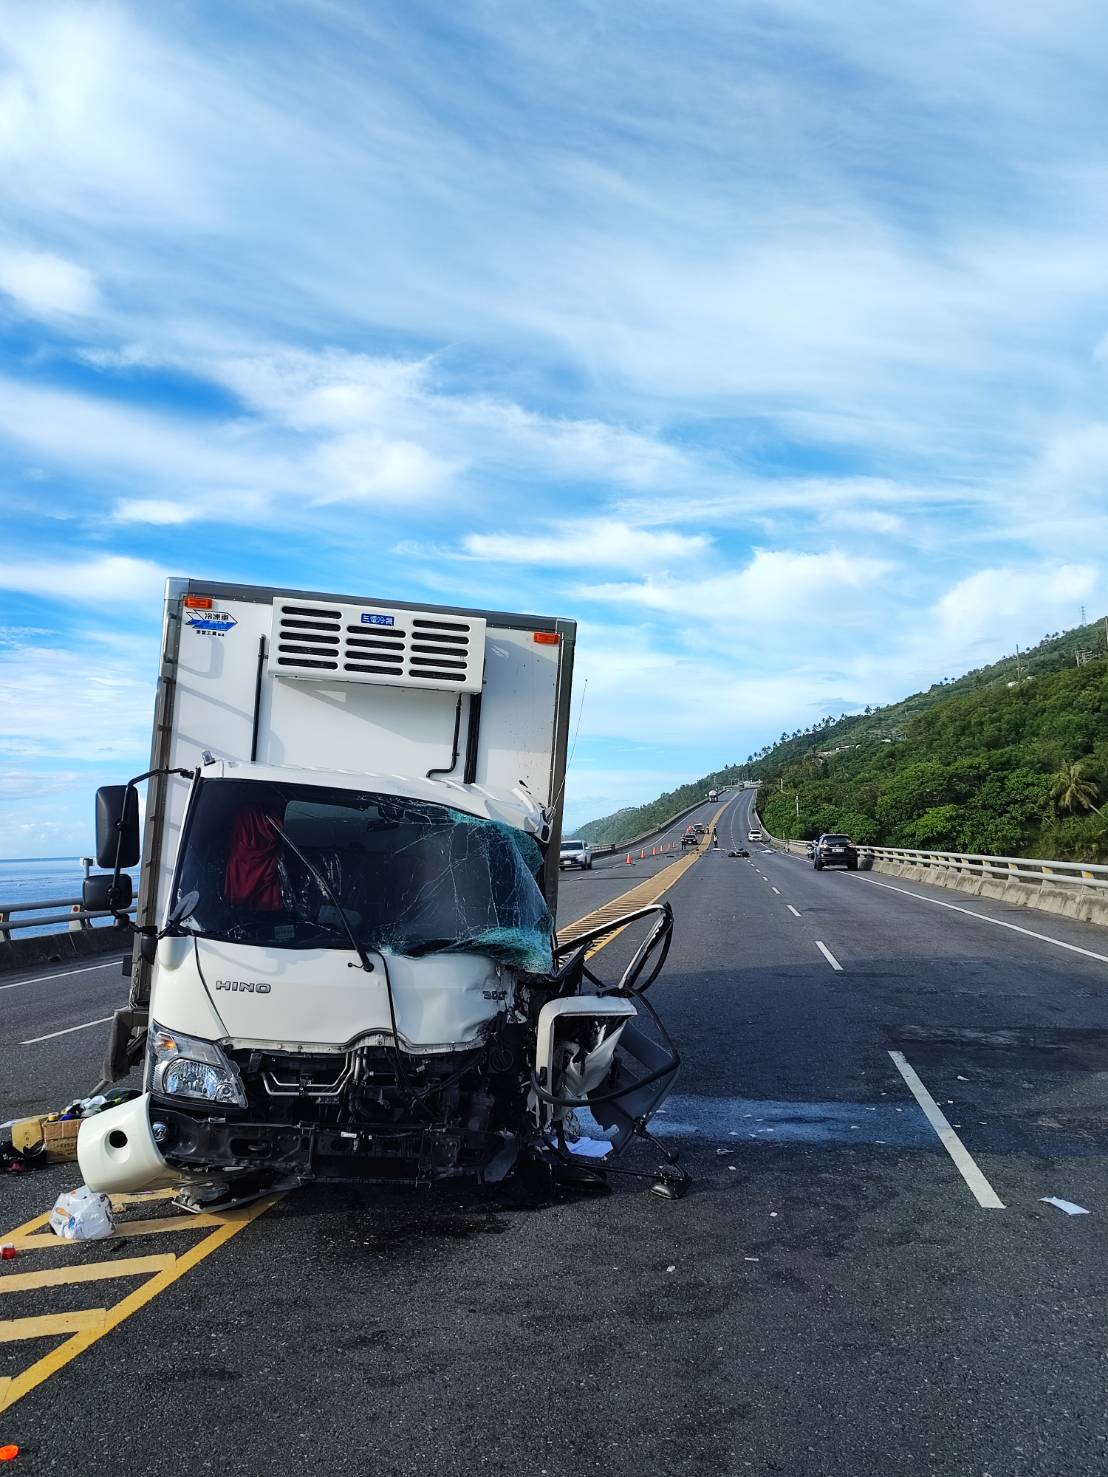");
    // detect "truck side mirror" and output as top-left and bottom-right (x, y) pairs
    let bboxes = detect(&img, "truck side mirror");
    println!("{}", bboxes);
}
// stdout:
(95, 786), (140, 869)
(83, 873), (134, 913)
